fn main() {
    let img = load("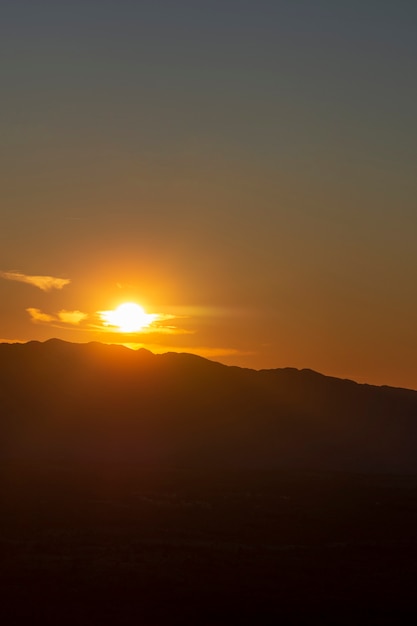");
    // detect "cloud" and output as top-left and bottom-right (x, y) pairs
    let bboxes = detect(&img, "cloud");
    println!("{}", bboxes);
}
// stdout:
(26, 308), (88, 326)
(0, 271), (70, 291)
(144, 325), (193, 335)
(57, 310), (88, 324)
(26, 308), (56, 323)
(119, 343), (250, 359)
(0, 338), (26, 345)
